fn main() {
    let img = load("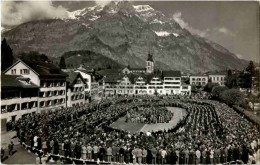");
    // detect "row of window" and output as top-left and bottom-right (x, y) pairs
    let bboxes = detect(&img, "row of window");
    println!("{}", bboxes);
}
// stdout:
(191, 78), (207, 81)
(11, 69), (30, 75)
(210, 77), (226, 81)
(71, 94), (84, 101)
(39, 90), (65, 97)
(40, 81), (66, 88)
(72, 87), (84, 92)
(1, 101), (37, 113)
(164, 78), (180, 80)
(40, 99), (65, 108)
